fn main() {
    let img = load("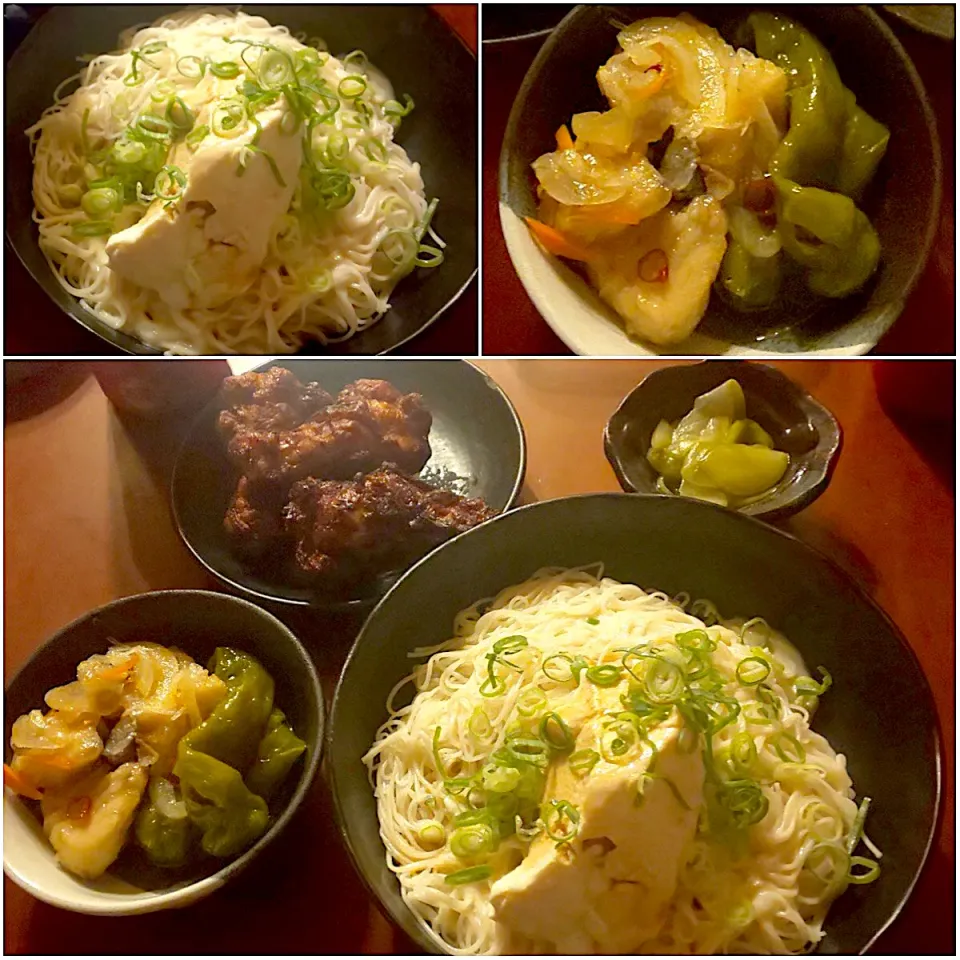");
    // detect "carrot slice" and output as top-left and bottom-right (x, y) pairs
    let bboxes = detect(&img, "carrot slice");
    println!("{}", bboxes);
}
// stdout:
(99, 654), (139, 682)
(524, 218), (593, 262)
(555, 124), (575, 151)
(3, 763), (42, 800)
